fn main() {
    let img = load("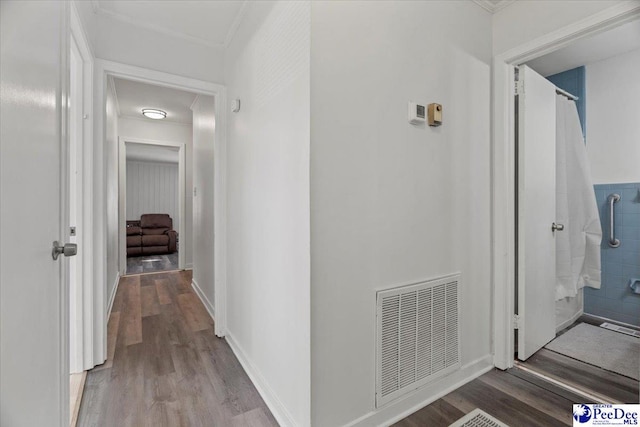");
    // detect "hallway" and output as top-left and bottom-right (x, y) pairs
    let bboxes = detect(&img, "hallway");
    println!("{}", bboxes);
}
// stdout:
(78, 271), (277, 427)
